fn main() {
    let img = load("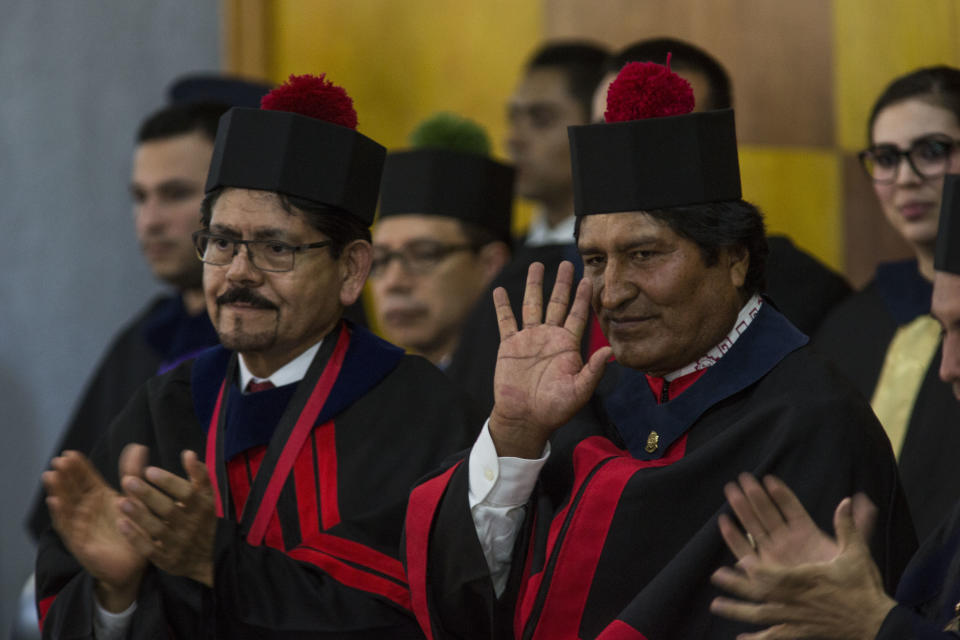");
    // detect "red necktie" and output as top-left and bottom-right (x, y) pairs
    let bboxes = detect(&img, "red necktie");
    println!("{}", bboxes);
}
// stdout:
(246, 379), (276, 393)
